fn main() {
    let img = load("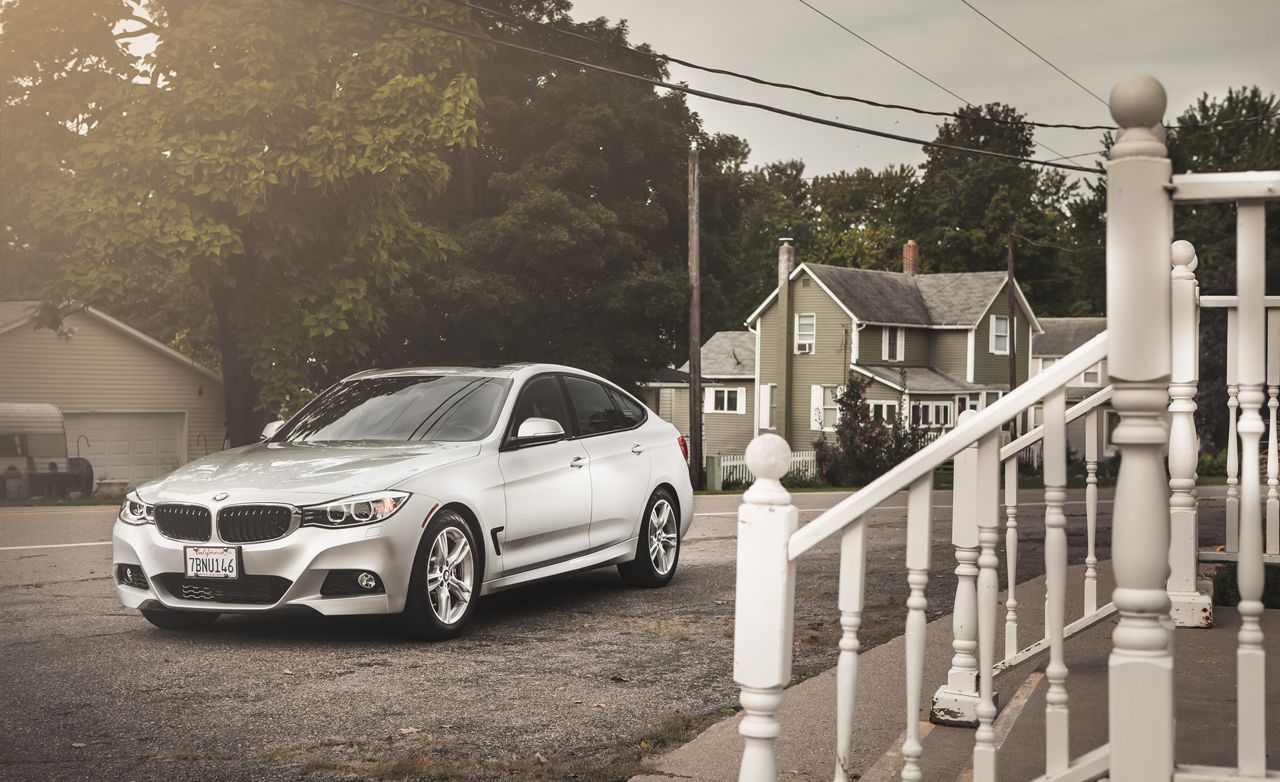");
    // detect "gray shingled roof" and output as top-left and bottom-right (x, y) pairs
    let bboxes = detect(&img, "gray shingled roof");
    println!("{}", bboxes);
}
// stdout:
(1036, 317), (1106, 356)
(0, 300), (38, 331)
(678, 331), (755, 378)
(803, 265), (1008, 327)
(858, 365), (985, 394)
